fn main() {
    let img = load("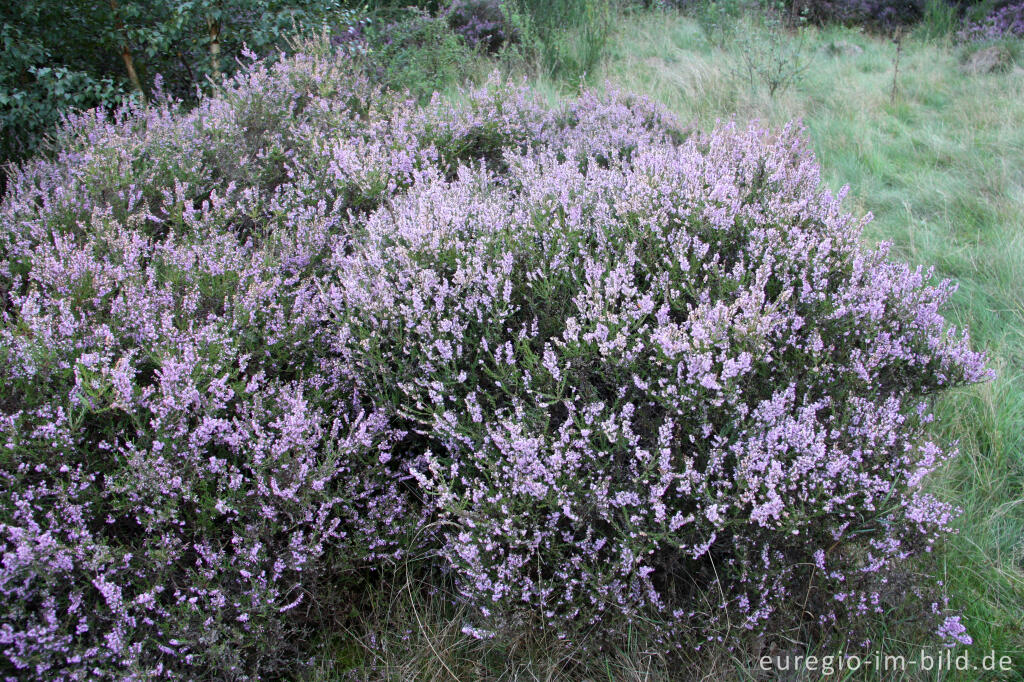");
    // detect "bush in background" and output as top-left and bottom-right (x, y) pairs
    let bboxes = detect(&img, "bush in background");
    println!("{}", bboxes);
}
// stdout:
(445, 0), (518, 53)
(505, 0), (617, 81)
(686, 0), (927, 32)
(361, 9), (484, 101)
(788, 0), (925, 29)
(0, 22), (126, 169)
(693, 0), (760, 47)
(0, 0), (366, 186)
(958, 0), (1024, 39)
